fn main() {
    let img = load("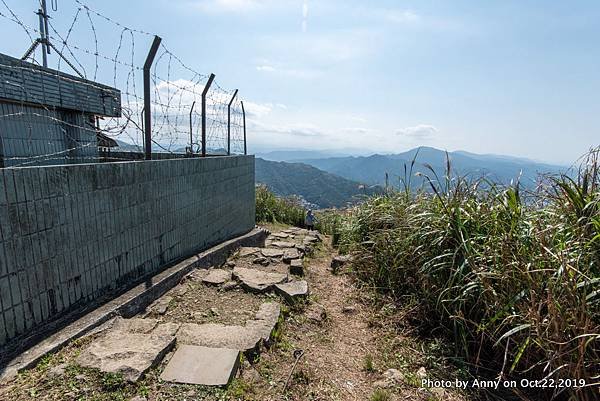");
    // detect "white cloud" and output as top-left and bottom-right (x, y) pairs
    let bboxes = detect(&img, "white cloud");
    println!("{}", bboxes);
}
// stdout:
(255, 62), (322, 79)
(191, 0), (273, 13)
(243, 101), (273, 118)
(256, 65), (276, 72)
(342, 127), (371, 135)
(396, 124), (439, 139)
(385, 10), (420, 24)
(250, 120), (324, 138)
(349, 116), (367, 124)
(302, 0), (308, 33)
